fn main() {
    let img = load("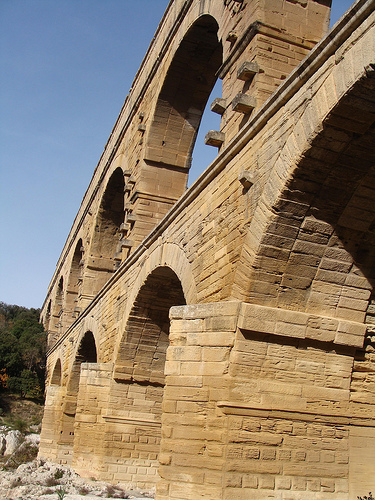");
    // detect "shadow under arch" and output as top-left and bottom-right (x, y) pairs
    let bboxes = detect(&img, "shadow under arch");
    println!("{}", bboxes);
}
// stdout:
(144, 14), (222, 168)
(87, 167), (125, 296)
(57, 331), (97, 464)
(50, 358), (62, 386)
